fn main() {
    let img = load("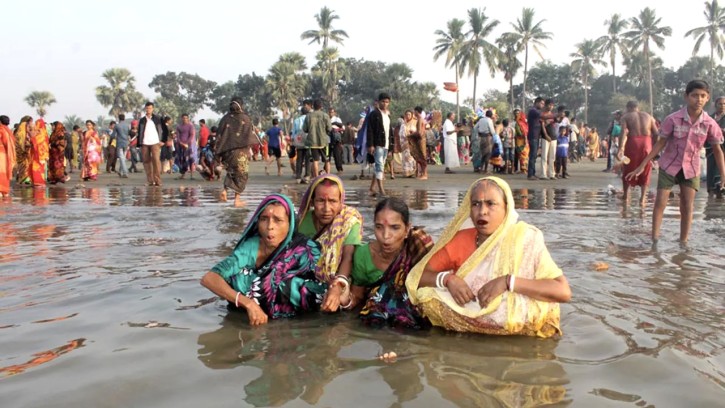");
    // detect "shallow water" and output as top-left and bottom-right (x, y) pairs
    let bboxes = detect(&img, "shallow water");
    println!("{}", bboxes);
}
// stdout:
(1, 185), (724, 407)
